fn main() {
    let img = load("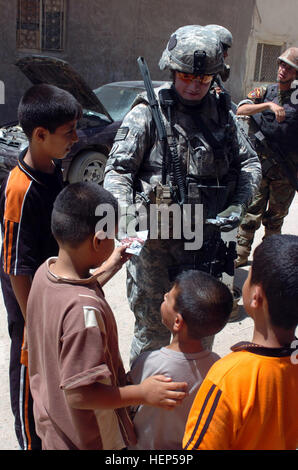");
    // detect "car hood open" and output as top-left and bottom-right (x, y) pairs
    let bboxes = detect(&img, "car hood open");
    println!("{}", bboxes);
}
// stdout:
(15, 55), (113, 121)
